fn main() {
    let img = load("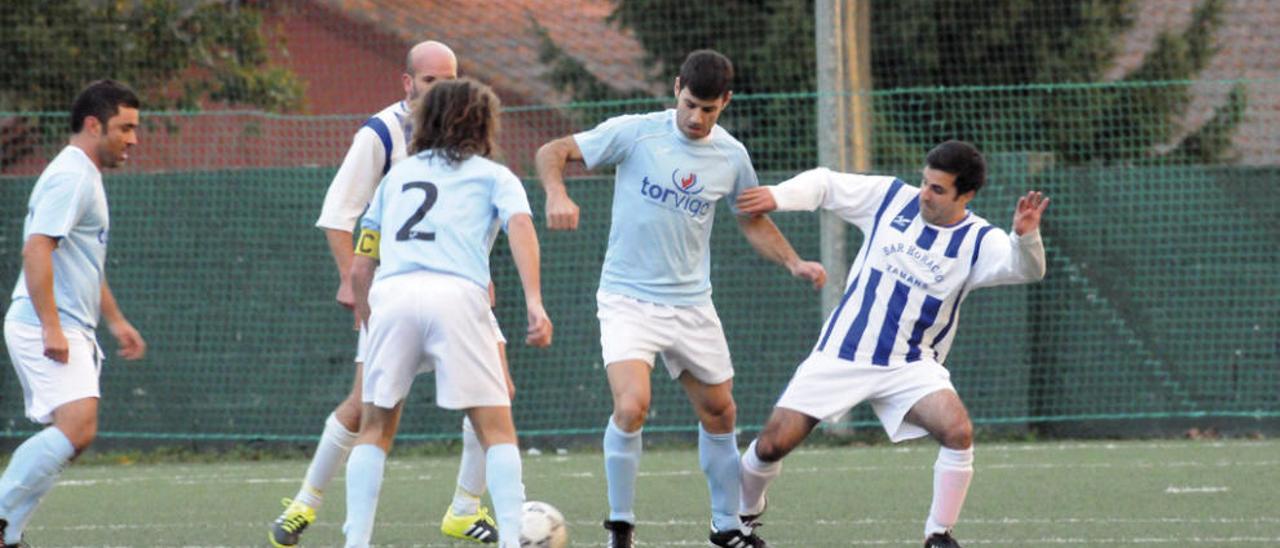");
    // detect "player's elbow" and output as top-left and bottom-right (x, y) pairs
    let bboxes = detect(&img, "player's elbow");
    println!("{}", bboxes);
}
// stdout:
(535, 139), (568, 167)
